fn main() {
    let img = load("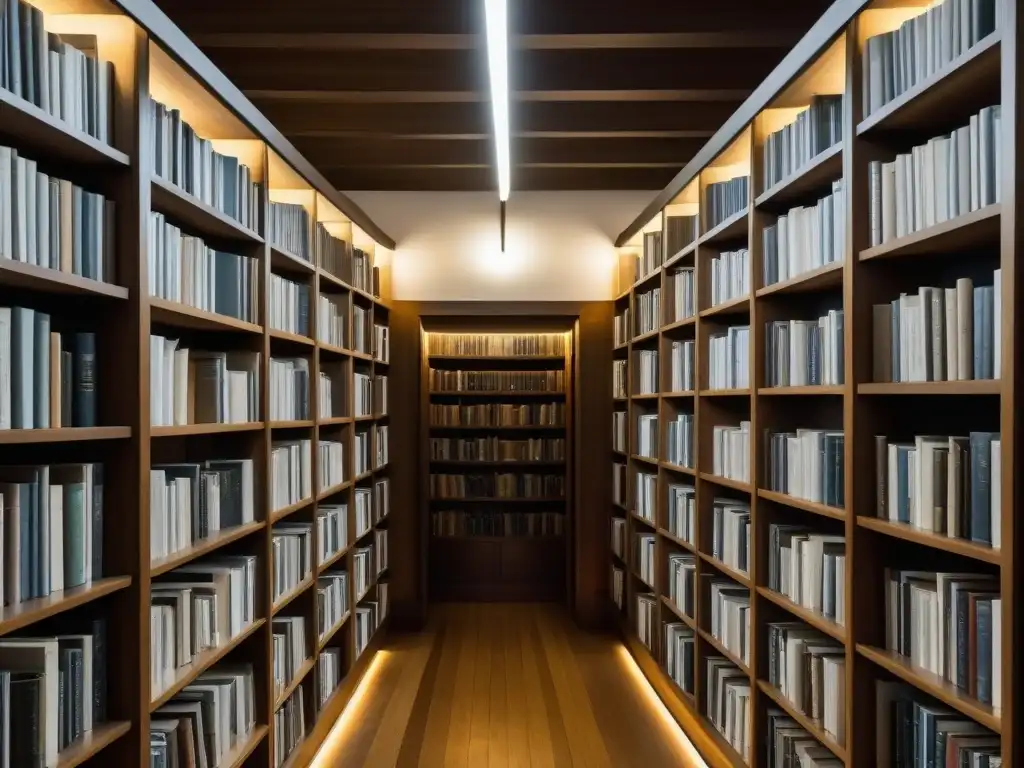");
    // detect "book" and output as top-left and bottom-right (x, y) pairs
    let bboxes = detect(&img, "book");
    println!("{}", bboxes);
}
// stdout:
(268, 273), (310, 337)
(762, 180), (845, 287)
(765, 428), (845, 508)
